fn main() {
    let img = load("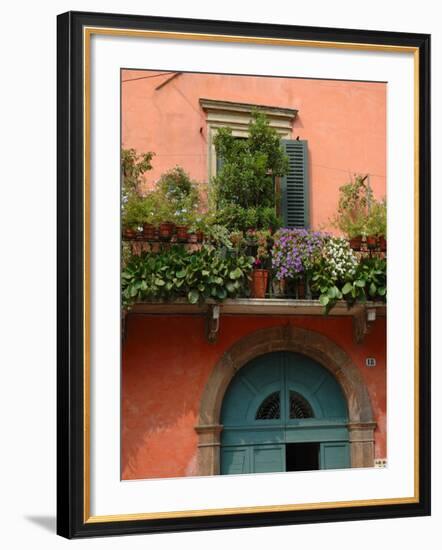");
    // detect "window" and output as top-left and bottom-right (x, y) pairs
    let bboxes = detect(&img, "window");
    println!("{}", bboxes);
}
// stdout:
(200, 98), (309, 228)
(289, 391), (314, 419)
(255, 392), (280, 420)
